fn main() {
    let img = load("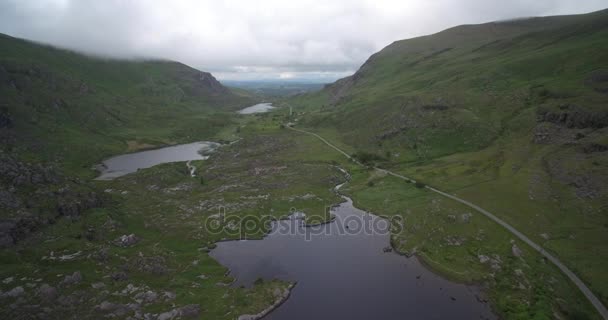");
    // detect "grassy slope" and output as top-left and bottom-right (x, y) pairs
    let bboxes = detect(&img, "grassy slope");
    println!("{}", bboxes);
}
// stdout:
(0, 33), (254, 176)
(0, 111), (350, 319)
(286, 9), (608, 319)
